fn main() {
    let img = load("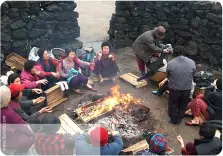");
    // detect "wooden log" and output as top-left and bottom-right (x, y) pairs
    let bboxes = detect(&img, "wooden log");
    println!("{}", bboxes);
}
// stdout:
(122, 139), (149, 154)
(119, 73), (147, 88)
